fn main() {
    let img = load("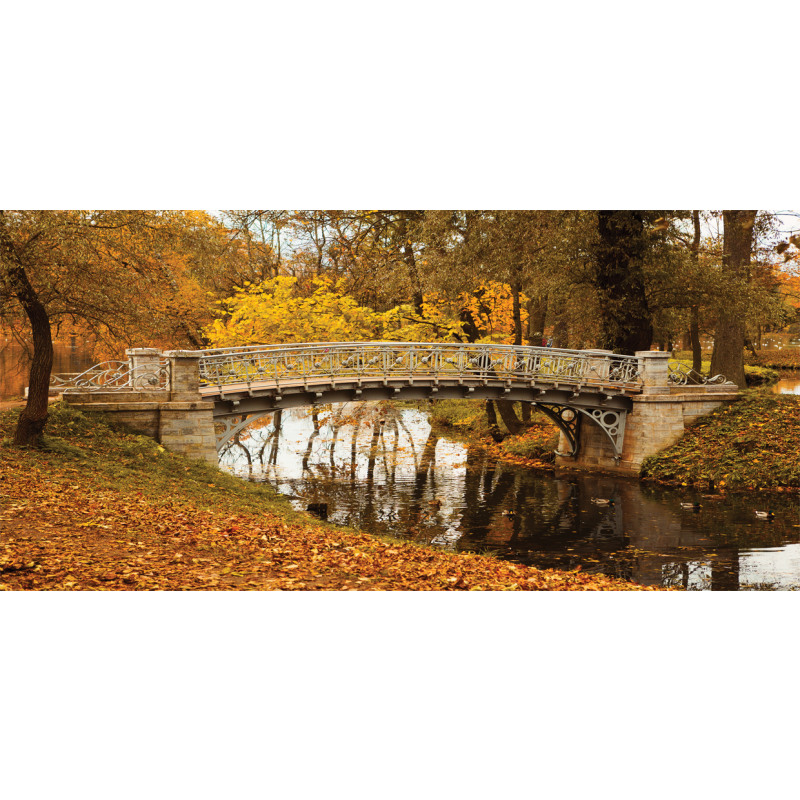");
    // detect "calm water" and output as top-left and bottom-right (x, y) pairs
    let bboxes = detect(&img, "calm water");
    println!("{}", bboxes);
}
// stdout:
(220, 404), (800, 591)
(0, 337), (99, 400)
(774, 378), (800, 395)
